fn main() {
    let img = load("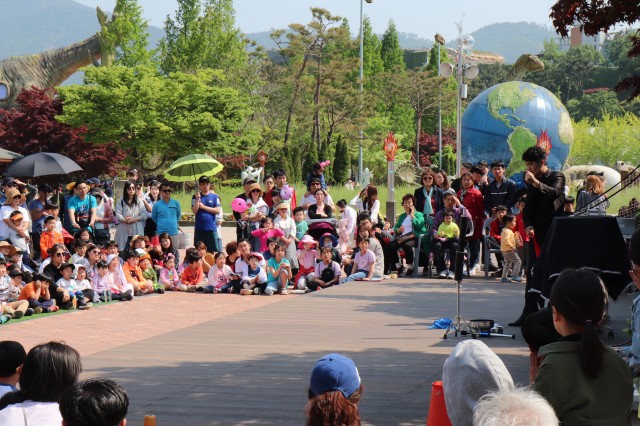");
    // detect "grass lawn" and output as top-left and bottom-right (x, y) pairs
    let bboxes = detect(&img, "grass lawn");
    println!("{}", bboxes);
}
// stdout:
(4, 299), (123, 325)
